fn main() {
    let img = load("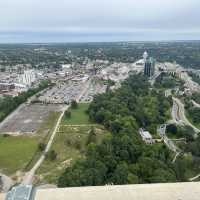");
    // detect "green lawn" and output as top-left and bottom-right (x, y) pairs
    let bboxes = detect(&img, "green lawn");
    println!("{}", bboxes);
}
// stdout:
(0, 111), (61, 175)
(63, 103), (92, 125)
(0, 135), (38, 175)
